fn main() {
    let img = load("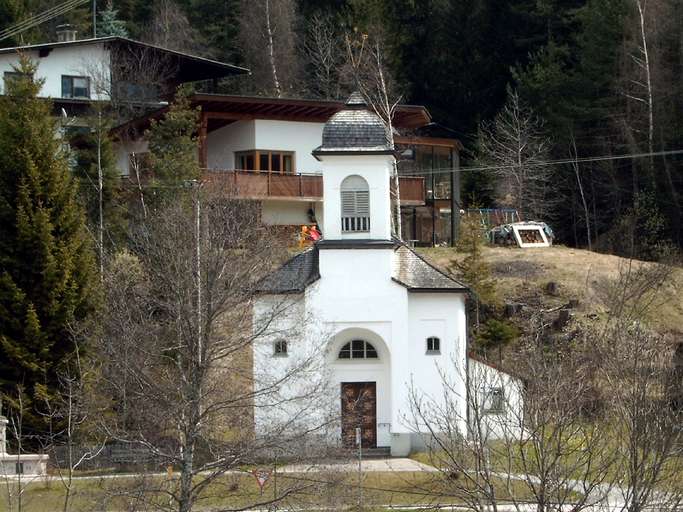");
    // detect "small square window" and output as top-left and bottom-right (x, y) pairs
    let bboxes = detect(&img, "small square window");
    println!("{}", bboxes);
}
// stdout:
(15, 462), (24, 475)
(274, 340), (288, 356)
(426, 336), (440, 354)
(62, 75), (90, 99)
(485, 388), (505, 413)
